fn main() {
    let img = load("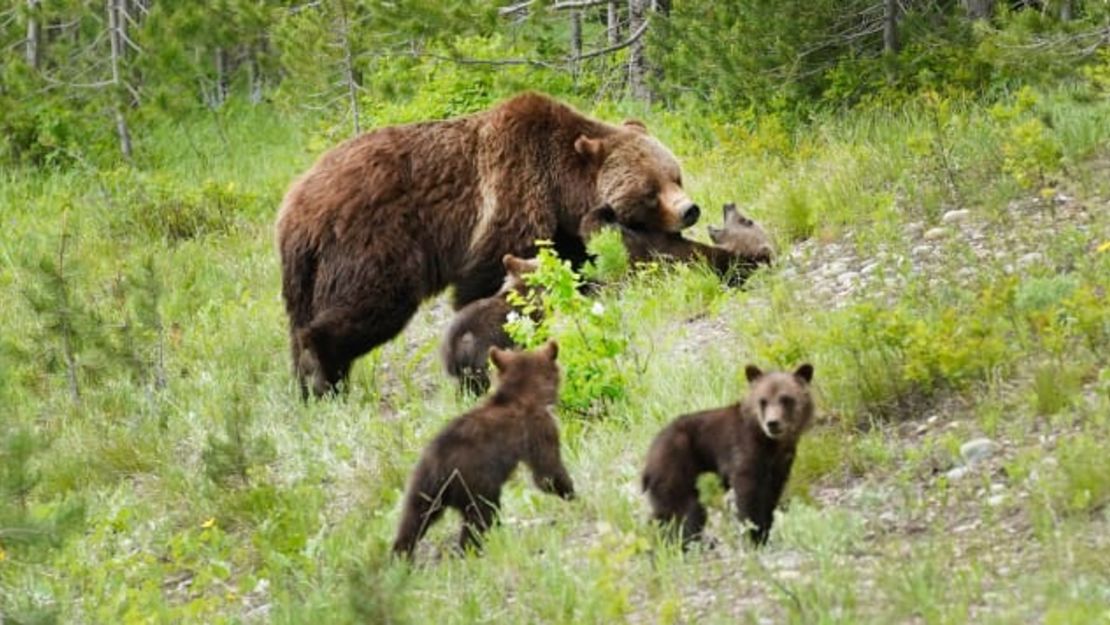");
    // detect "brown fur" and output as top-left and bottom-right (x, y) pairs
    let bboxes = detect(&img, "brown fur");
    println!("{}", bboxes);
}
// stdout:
(580, 202), (773, 285)
(641, 364), (815, 546)
(442, 254), (539, 396)
(393, 341), (575, 557)
(276, 92), (697, 397)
